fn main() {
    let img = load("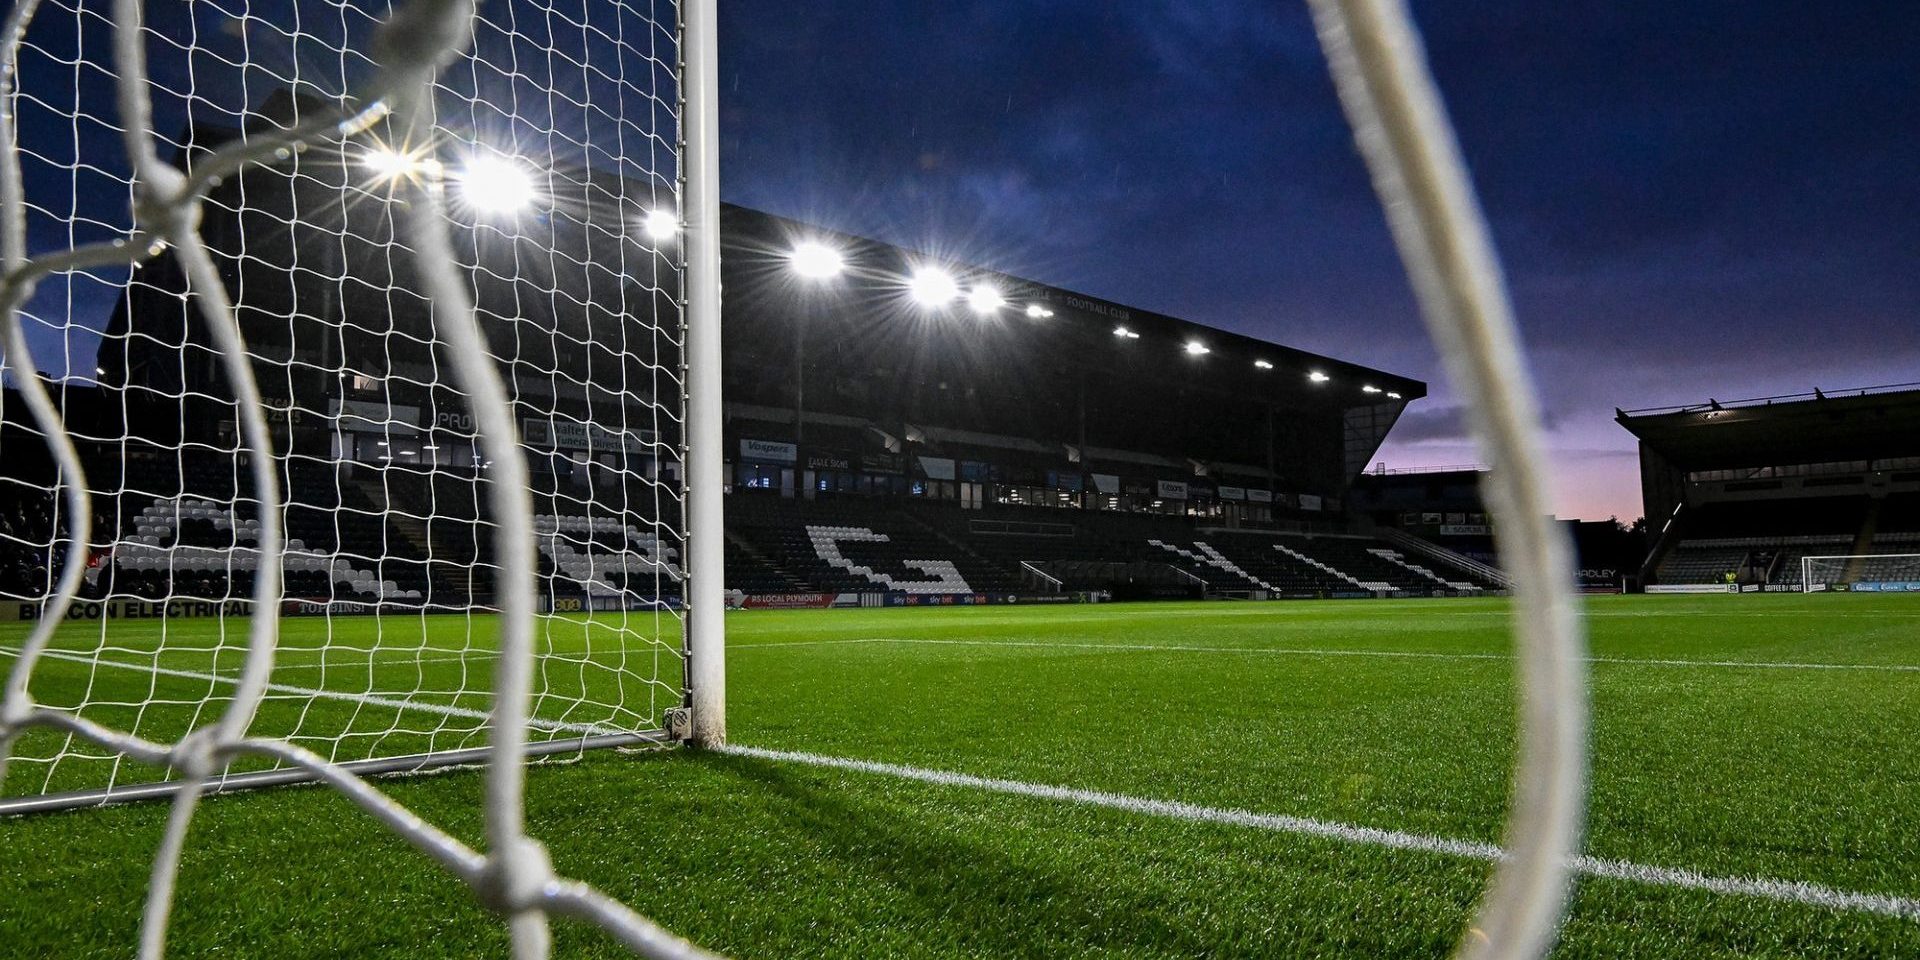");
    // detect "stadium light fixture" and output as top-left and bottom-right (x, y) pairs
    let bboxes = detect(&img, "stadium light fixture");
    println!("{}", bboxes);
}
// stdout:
(1112, 326), (1140, 339)
(968, 283), (1007, 315)
(1254, 359), (1273, 370)
(1025, 303), (1055, 319)
(458, 154), (538, 215)
(1184, 341), (1210, 356)
(1386, 391), (1402, 400)
(788, 240), (845, 279)
(642, 208), (680, 242)
(1362, 384), (1382, 394)
(1308, 370), (1330, 383)
(908, 267), (960, 308)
